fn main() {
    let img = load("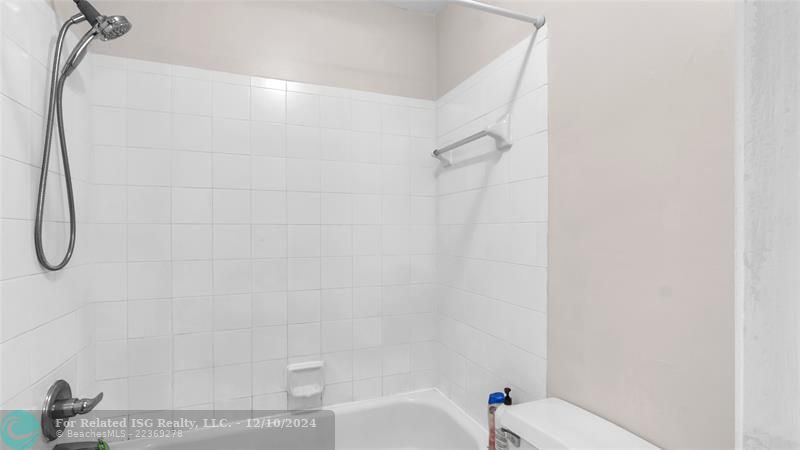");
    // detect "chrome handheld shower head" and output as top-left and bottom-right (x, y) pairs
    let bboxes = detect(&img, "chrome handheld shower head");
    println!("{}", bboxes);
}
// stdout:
(97, 15), (132, 40)
(60, 2), (132, 77)
(72, 0), (132, 40)
(60, 14), (131, 77)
